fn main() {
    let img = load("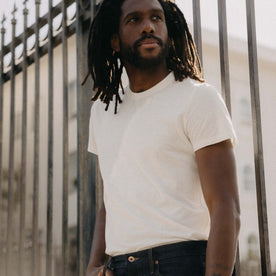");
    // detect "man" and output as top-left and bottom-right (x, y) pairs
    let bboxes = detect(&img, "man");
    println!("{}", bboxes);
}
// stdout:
(85, 0), (240, 275)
